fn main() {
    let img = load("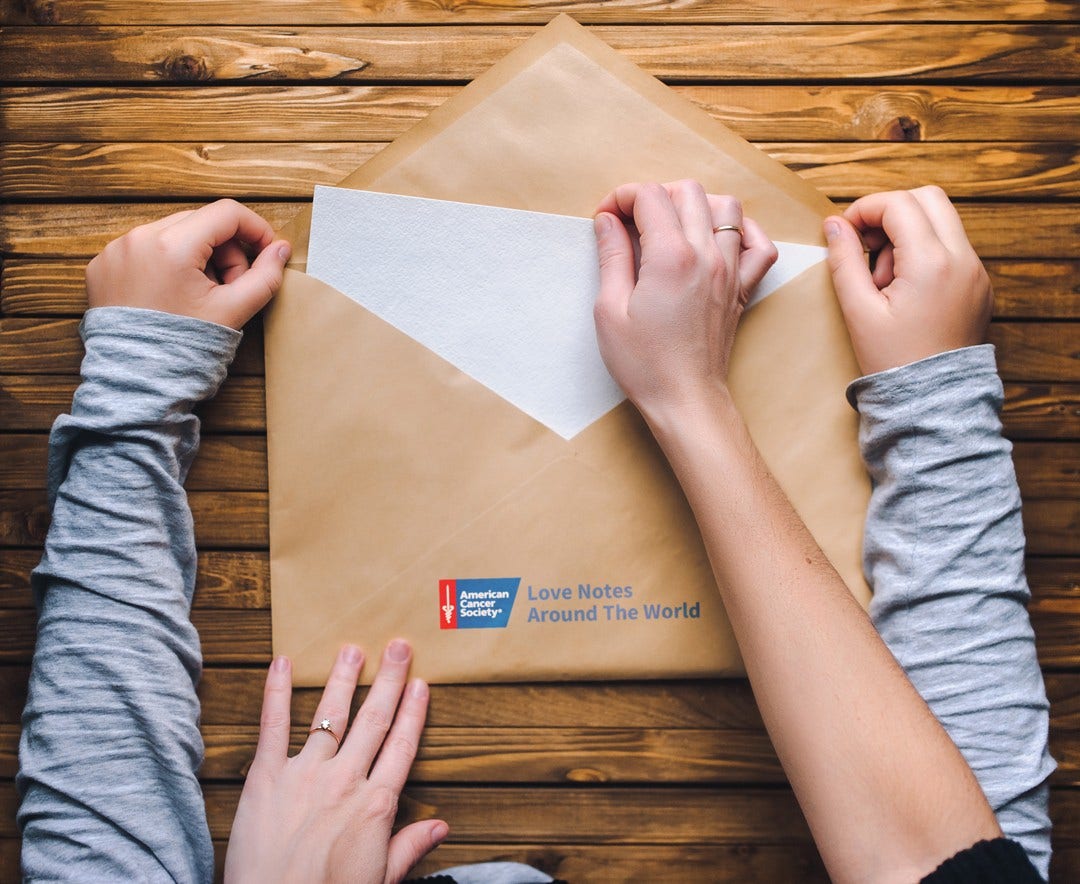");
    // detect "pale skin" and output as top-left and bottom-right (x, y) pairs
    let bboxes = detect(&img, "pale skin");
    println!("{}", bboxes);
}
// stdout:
(85, 199), (447, 883)
(592, 181), (1000, 883)
(89, 190), (1000, 882)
